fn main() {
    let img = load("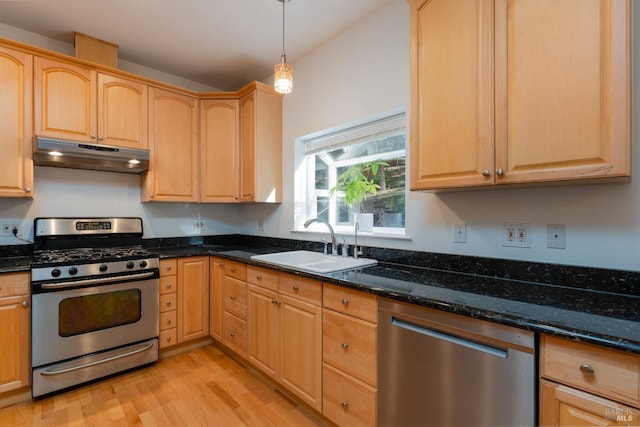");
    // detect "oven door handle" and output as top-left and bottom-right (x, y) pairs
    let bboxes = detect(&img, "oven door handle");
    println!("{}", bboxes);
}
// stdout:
(39, 342), (155, 376)
(39, 271), (157, 290)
